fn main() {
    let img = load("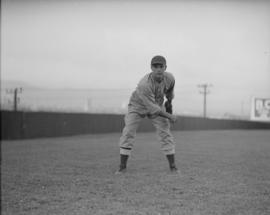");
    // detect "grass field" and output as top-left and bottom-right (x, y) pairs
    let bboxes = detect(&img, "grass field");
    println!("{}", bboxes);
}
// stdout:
(1, 130), (270, 215)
